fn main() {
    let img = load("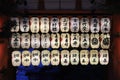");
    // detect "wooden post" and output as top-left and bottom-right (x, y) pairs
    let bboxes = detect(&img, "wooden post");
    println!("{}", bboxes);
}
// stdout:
(0, 15), (16, 80)
(112, 14), (120, 80)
